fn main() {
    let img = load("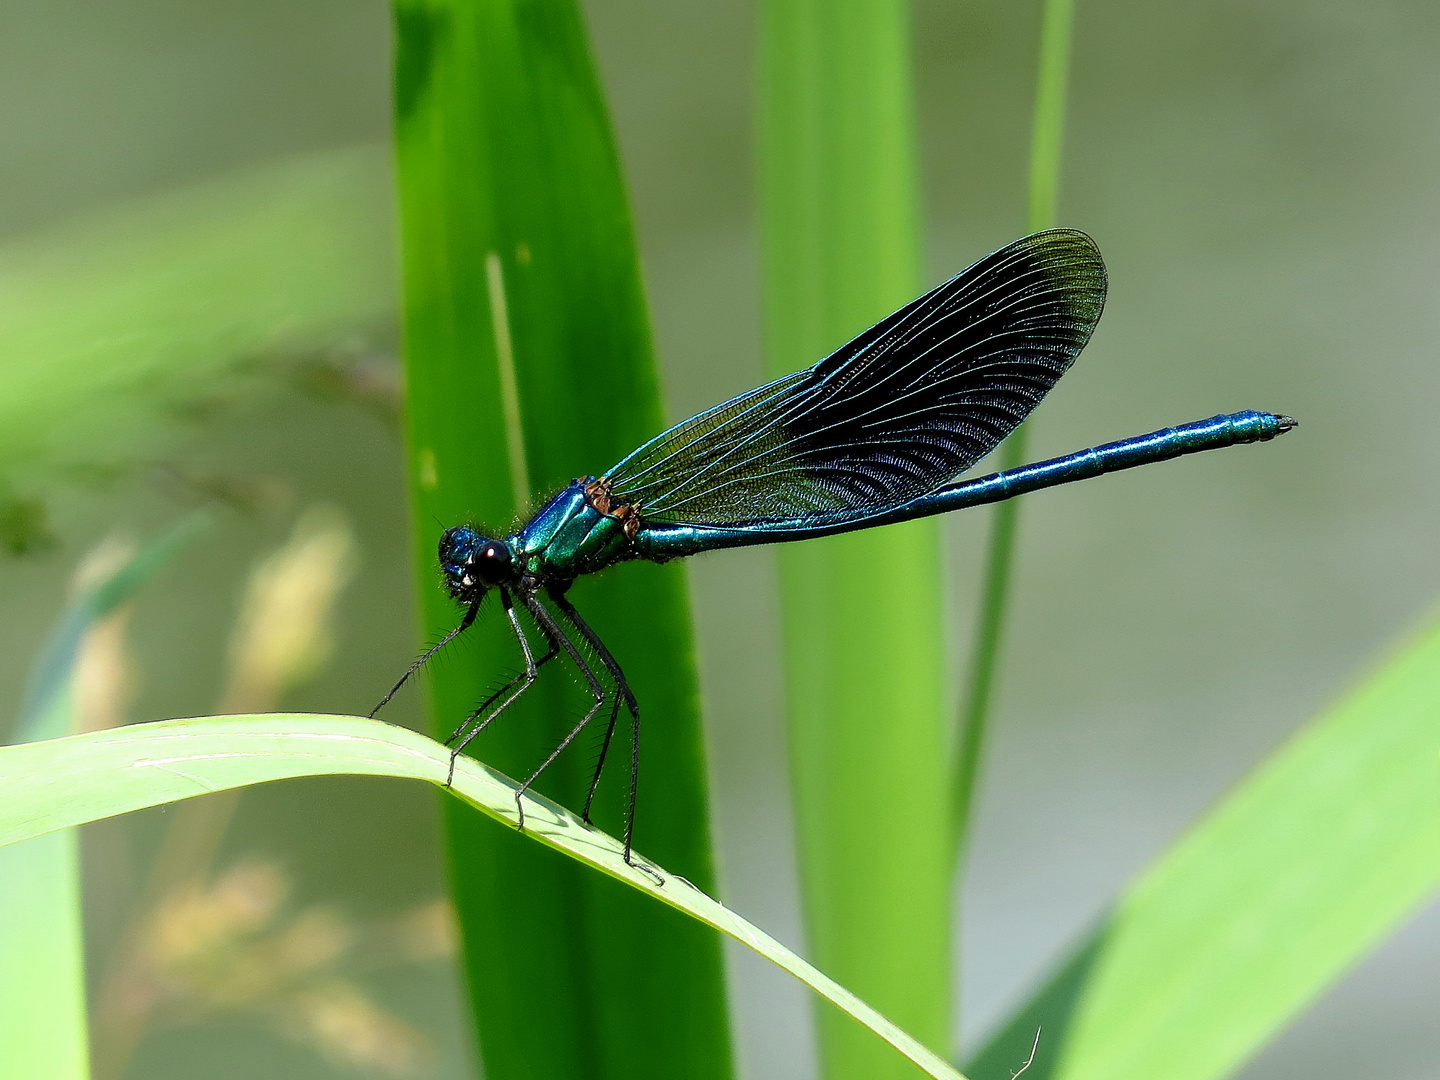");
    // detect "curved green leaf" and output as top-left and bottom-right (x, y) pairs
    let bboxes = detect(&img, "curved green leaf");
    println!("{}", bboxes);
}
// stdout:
(0, 715), (968, 1080)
